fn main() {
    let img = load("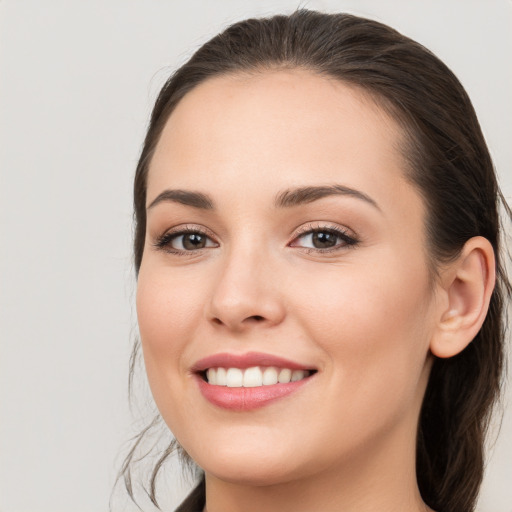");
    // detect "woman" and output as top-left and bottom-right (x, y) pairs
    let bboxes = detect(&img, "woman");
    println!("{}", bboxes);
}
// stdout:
(121, 10), (511, 512)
